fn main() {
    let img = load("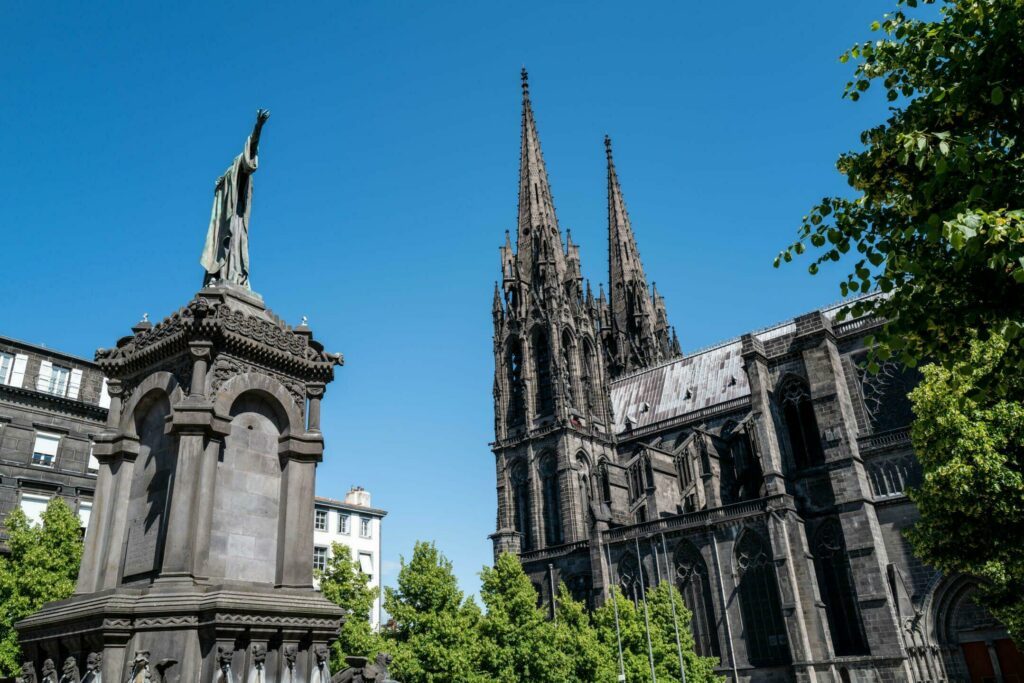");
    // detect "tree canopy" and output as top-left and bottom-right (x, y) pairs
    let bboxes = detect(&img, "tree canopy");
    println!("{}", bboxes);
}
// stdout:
(908, 334), (1024, 640)
(316, 542), (382, 672)
(776, 0), (1024, 386)
(0, 498), (83, 677)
